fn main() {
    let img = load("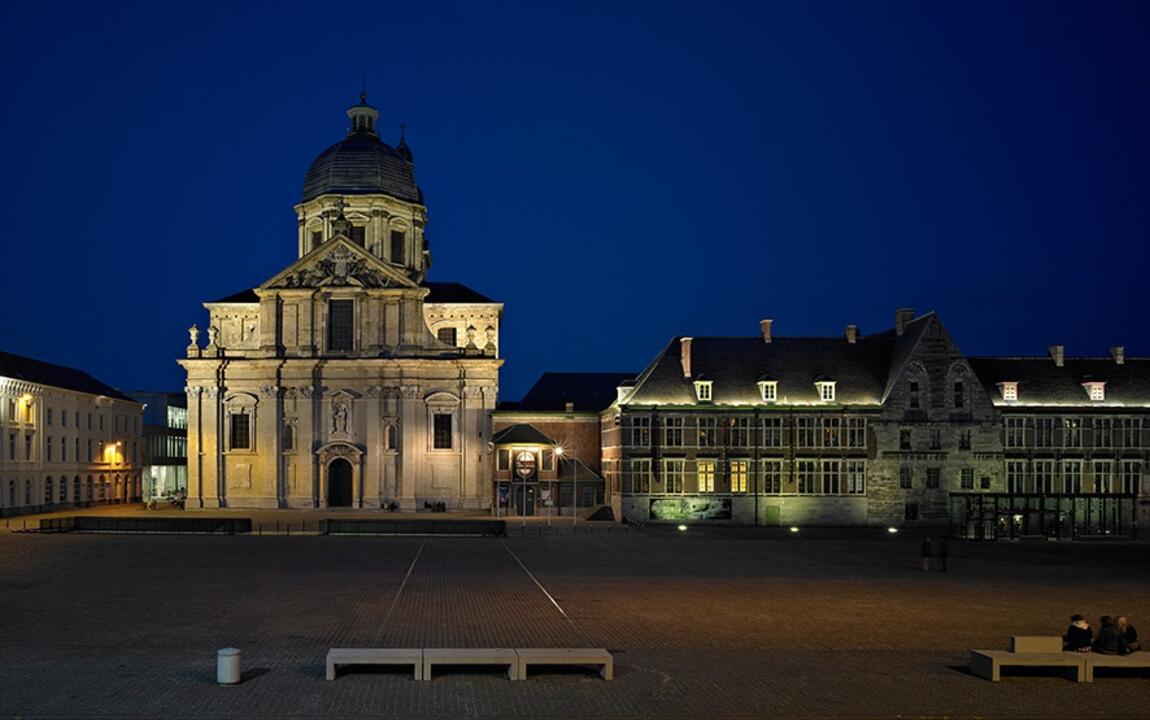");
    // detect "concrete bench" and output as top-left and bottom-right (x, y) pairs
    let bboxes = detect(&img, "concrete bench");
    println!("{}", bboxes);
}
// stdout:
(1011, 636), (1062, 653)
(1085, 653), (1150, 682)
(970, 650), (1086, 682)
(422, 648), (520, 681)
(326, 648), (423, 681)
(516, 648), (613, 680)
